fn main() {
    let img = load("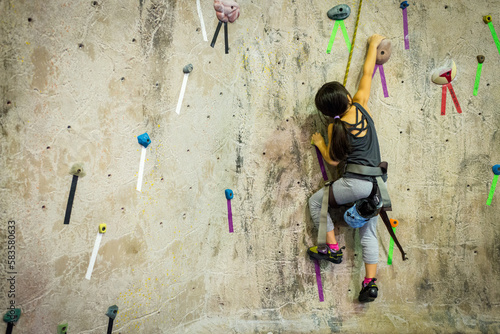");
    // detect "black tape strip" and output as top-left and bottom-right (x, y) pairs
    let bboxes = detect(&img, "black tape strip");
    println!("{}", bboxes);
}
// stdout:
(380, 210), (408, 261)
(64, 175), (79, 225)
(210, 21), (223, 48)
(224, 22), (228, 54)
(107, 318), (113, 334)
(6, 322), (13, 334)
